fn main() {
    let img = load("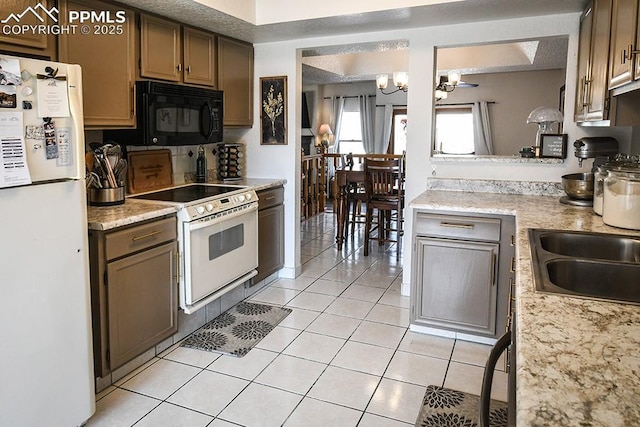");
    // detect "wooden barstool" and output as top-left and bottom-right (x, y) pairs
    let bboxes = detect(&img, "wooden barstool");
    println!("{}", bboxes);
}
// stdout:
(363, 157), (404, 259)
